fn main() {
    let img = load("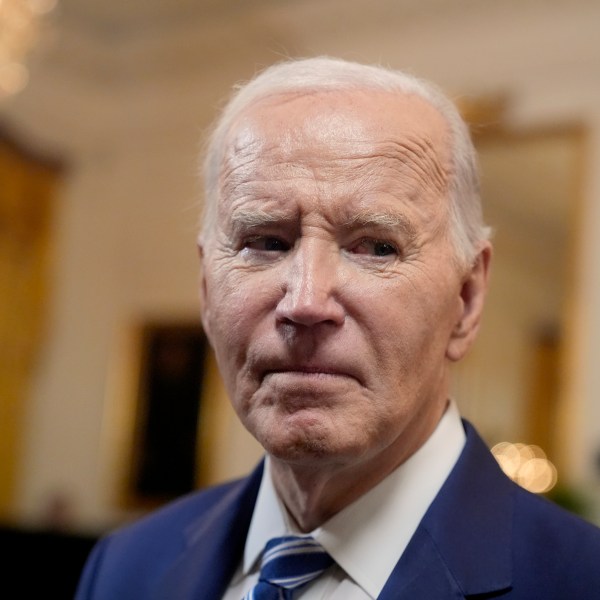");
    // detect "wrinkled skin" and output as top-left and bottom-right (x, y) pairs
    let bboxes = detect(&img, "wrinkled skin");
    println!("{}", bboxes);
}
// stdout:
(199, 89), (491, 530)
